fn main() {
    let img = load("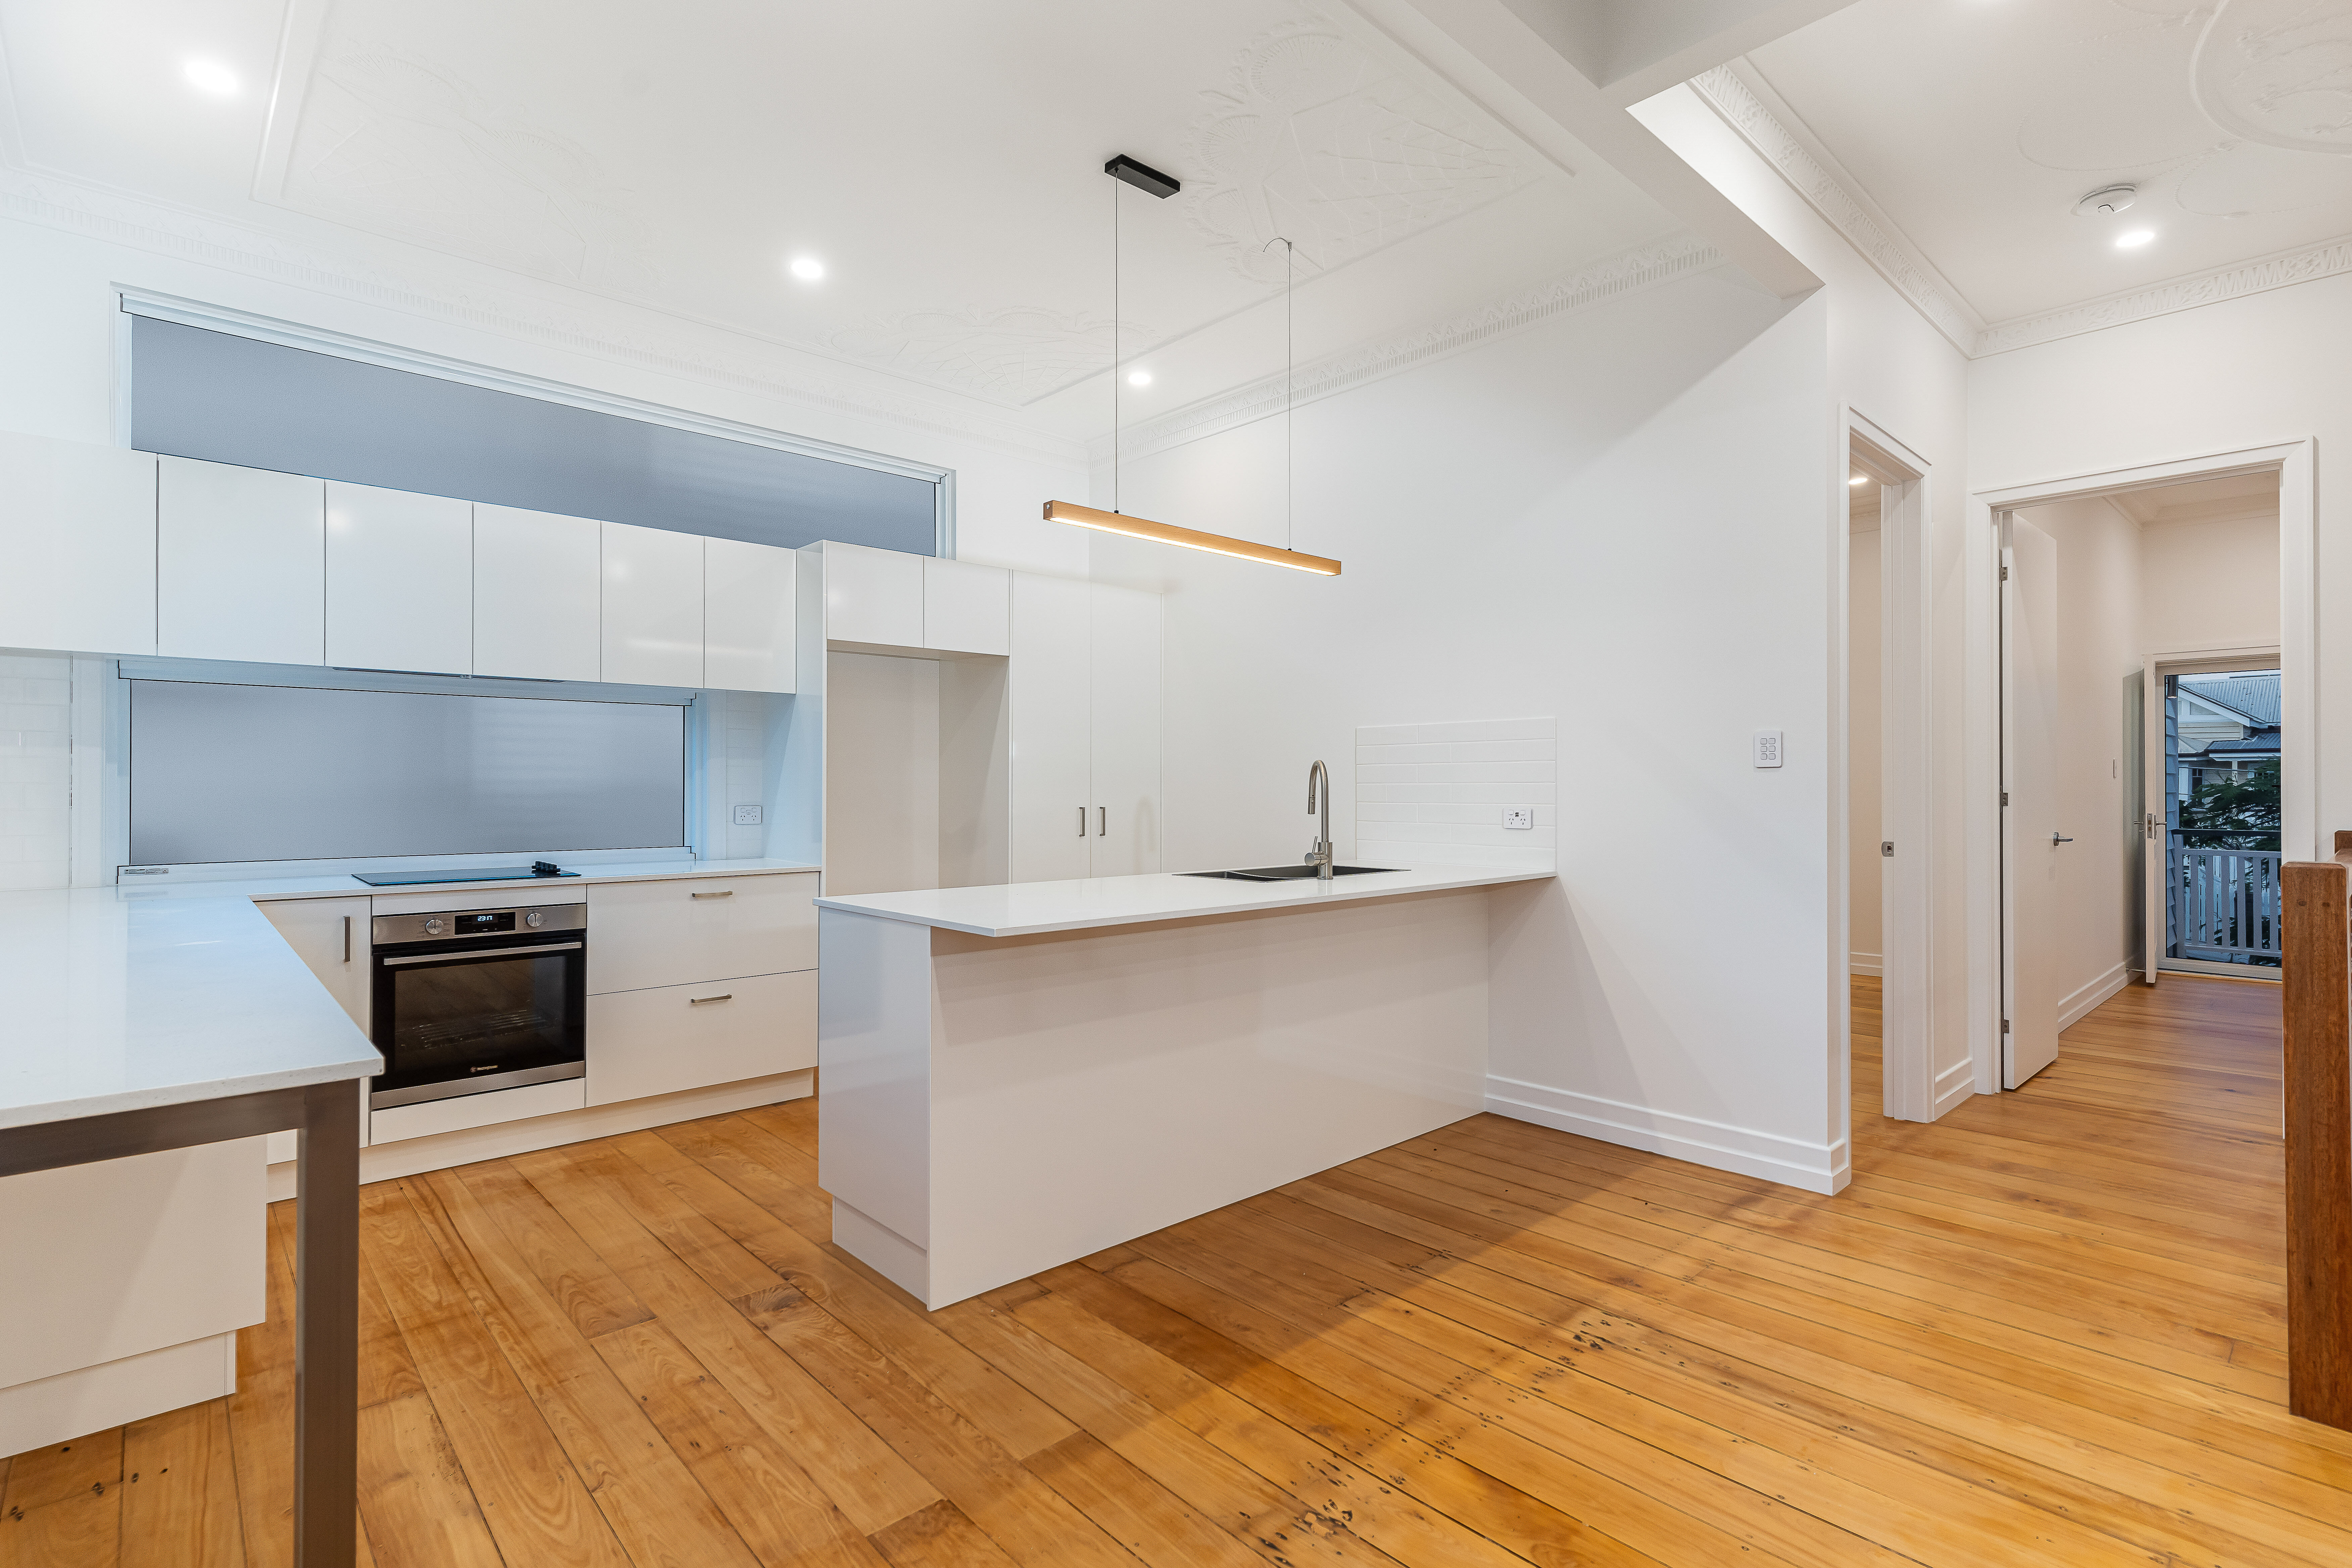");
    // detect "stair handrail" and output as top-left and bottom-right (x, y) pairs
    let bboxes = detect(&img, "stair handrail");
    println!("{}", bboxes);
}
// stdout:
(2280, 831), (2352, 1429)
